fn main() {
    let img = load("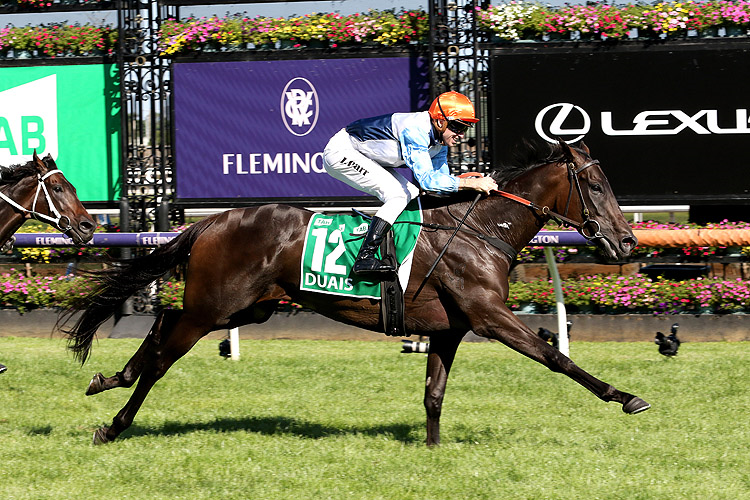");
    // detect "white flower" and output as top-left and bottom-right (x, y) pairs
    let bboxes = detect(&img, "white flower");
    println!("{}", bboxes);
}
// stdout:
(480, 1), (540, 40)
